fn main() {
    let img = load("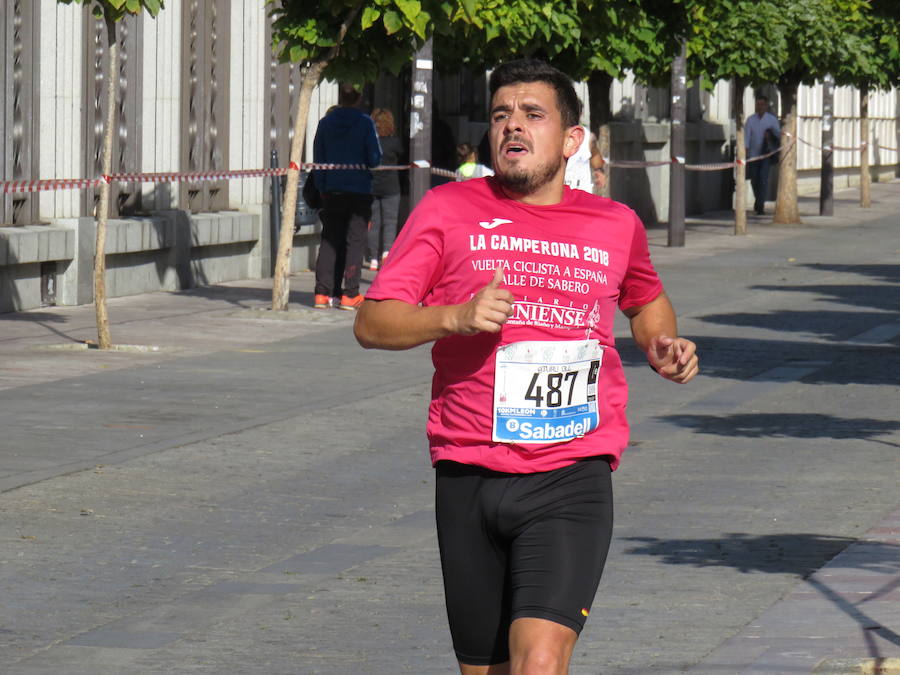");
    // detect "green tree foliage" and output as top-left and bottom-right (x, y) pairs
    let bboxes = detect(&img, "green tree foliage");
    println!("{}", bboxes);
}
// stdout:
(682, 0), (874, 224)
(831, 2), (900, 207)
(685, 0), (787, 85)
(435, 0), (586, 67)
(434, 0), (687, 199)
(869, 5), (900, 88)
(270, 0), (432, 84)
(684, 0), (789, 232)
(435, 0), (682, 84)
(769, 0), (872, 223)
(58, 0), (163, 20)
(267, 0), (465, 310)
